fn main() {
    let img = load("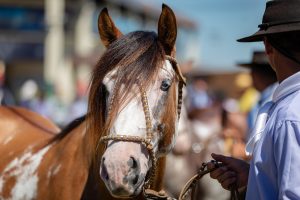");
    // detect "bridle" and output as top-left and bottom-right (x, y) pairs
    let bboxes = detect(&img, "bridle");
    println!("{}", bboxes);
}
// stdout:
(100, 55), (186, 189)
